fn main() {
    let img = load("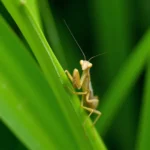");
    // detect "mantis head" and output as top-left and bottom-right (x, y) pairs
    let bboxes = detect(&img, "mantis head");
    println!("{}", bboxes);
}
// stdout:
(80, 60), (92, 70)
